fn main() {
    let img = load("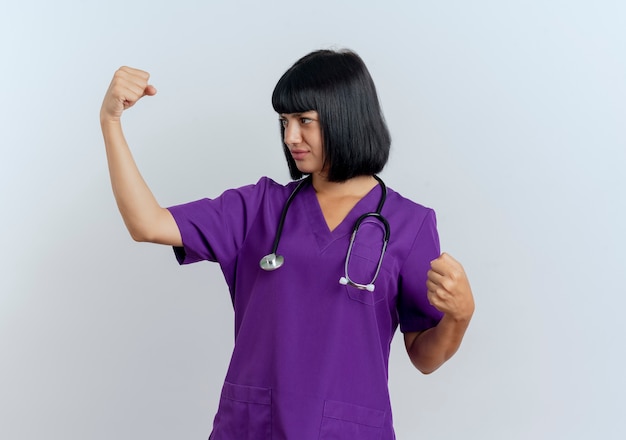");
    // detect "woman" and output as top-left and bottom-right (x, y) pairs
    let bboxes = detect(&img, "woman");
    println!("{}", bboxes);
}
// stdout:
(100, 49), (474, 439)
